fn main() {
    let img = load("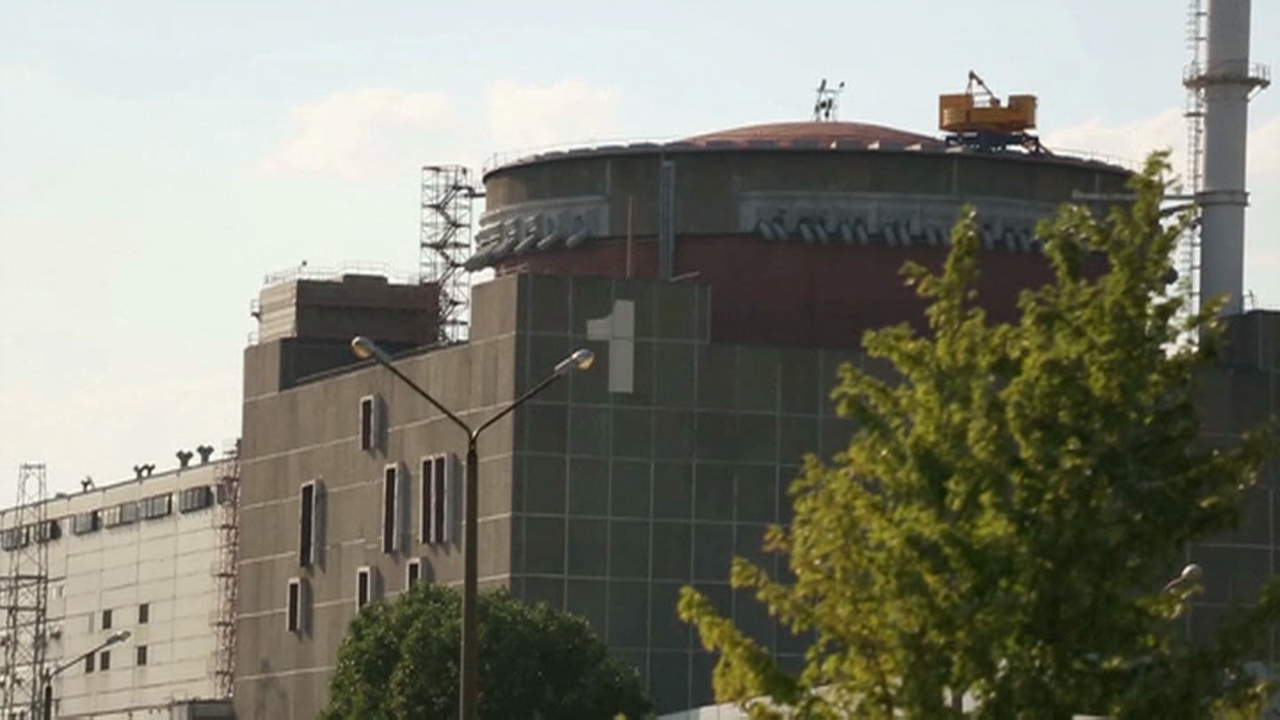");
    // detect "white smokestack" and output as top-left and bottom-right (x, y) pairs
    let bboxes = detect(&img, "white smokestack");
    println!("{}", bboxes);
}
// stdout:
(1193, 0), (1269, 316)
